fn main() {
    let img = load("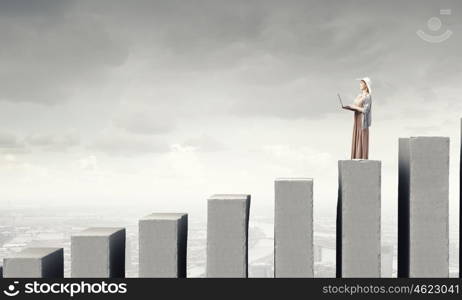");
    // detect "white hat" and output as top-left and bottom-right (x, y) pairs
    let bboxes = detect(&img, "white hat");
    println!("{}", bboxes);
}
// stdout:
(357, 77), (372, 94)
